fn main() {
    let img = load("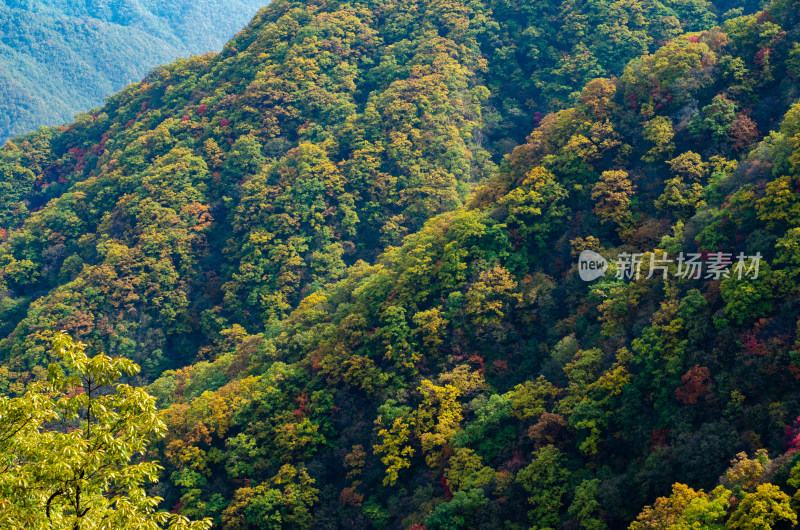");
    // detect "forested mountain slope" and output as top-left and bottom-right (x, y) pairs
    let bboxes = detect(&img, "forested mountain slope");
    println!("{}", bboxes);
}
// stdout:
(3, 0), (800, 527)
(0, 0), (736, 379)
(0, 0), (265, 142)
